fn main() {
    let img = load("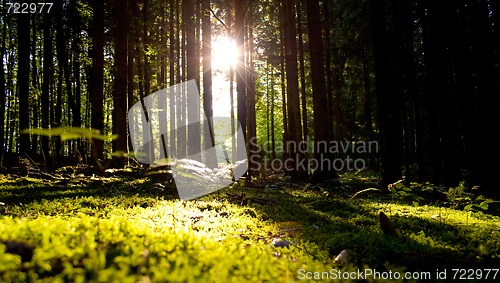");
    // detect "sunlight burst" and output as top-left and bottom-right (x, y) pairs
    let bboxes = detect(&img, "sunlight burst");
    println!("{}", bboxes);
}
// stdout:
(211, 36), (238, 70)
